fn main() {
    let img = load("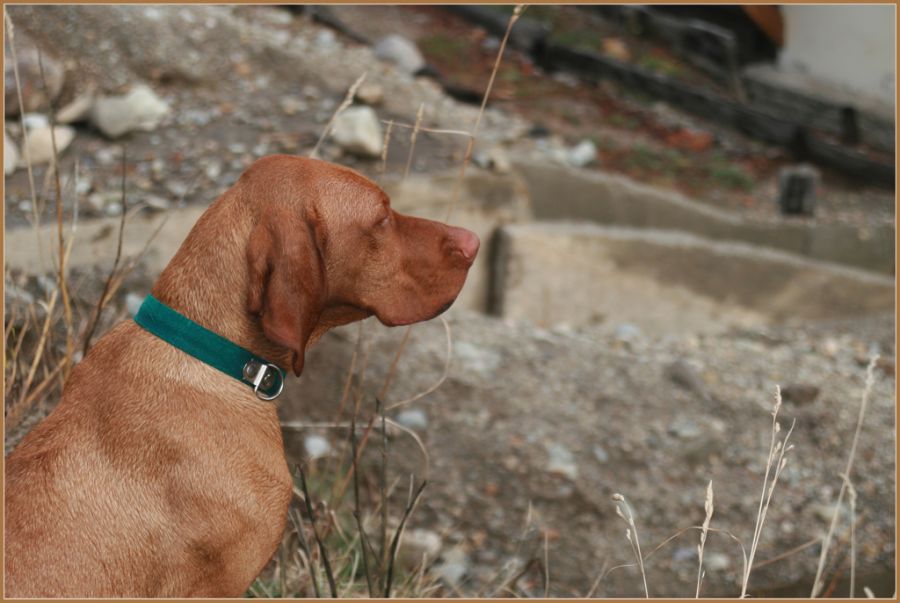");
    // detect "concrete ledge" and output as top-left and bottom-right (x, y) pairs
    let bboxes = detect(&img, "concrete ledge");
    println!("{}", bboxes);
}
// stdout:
(514, 159), (895, 275)
(492, 222), (895, 333)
